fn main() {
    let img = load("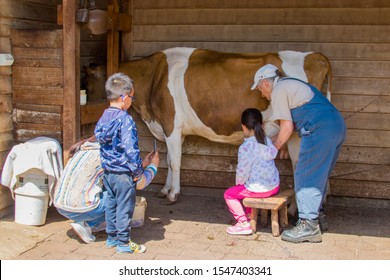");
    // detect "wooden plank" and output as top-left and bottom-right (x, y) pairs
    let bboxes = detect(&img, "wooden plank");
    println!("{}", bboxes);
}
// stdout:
(0, 114), (12, 133)
(0, 66), (11, 76)
(332, 95), (390, 114)
(13, 85), (63, 106)
(342, 112), (390, 131)
(331, 60), (390, 78)
(0, 0), (57, 23)
(0, 37), (11, 53)
(332, 77), (390, 96)
(0, 95), (12, 114)
(134, 0), (390, 9)
(133, 25), (390, 44)
(62, 0), (80, 159)
(12, 48), (63, 68)
(0, 132), (14, 151)
(243, 189), (294, 210)
(0, 18), (58, 37)
(11, 29), (63, 48)
(121, 0), (134, 61)
(13, 104), (61, 114)
(12, 67), (63, 86)
(14, 129), (62, 143)
(0, 76), (11, 94)
(330, 179), (390, 200)
(345, 129), (390, 148)
(13, 109), (61, 125)
(0, 150), (12, 170)
(332, 162), (390, 182)
(80, 102), (108, 125)
(106, 1), (120, 77)
(134, 8), (390, 25)
(338, 146), (390, 165)
(12, 46), (62, 59)
(15, 122), (62, 132)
